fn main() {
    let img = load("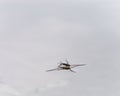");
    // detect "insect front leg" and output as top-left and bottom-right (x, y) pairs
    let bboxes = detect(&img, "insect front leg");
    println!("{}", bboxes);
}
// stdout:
(69, 69), (76, 73)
